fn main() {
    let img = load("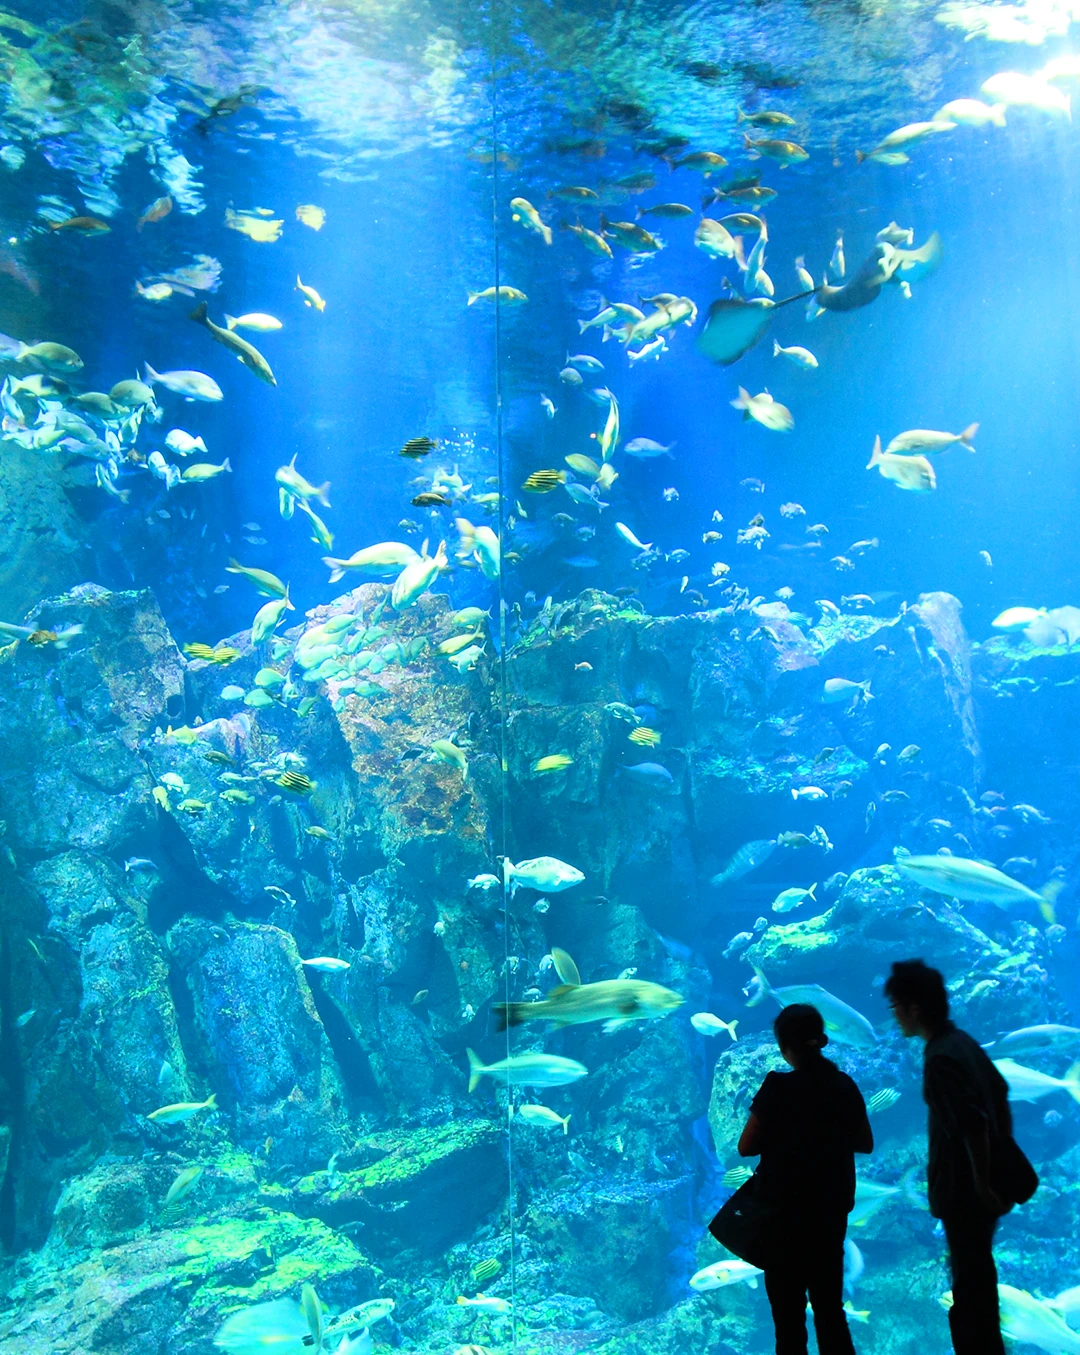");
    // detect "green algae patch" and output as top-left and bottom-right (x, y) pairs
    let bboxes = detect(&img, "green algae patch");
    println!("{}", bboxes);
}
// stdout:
(755, 909), (838, 961)
(177, 1210), (371, 1311)
(266, 1119), (506, 1252)
(292, 1119), (502, 1204)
